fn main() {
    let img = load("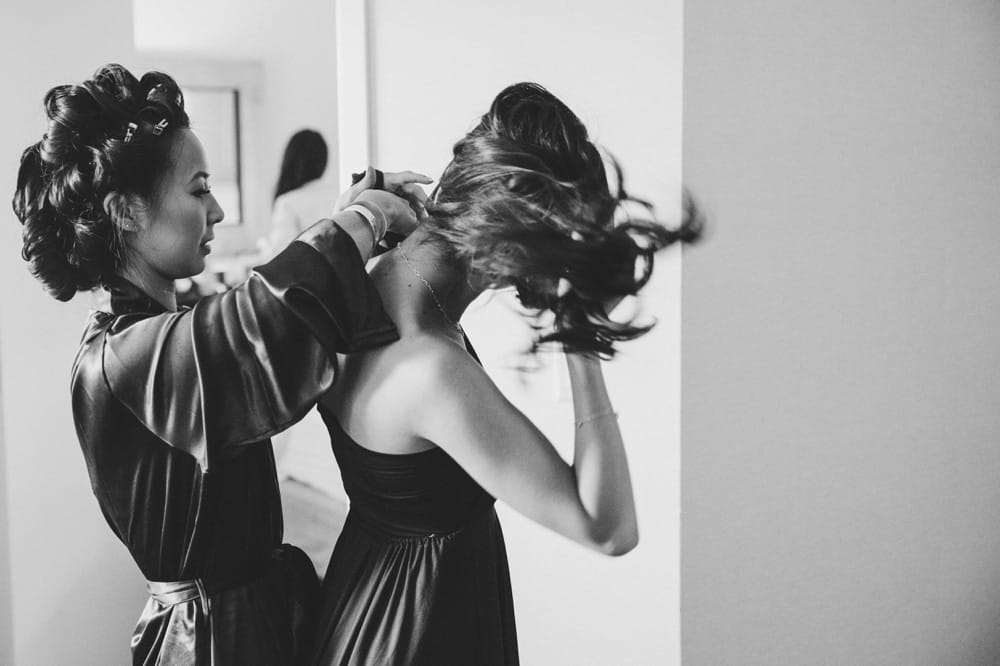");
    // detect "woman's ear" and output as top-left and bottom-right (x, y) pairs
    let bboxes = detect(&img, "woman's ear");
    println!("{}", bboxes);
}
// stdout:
(103, 192), (145, 232)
